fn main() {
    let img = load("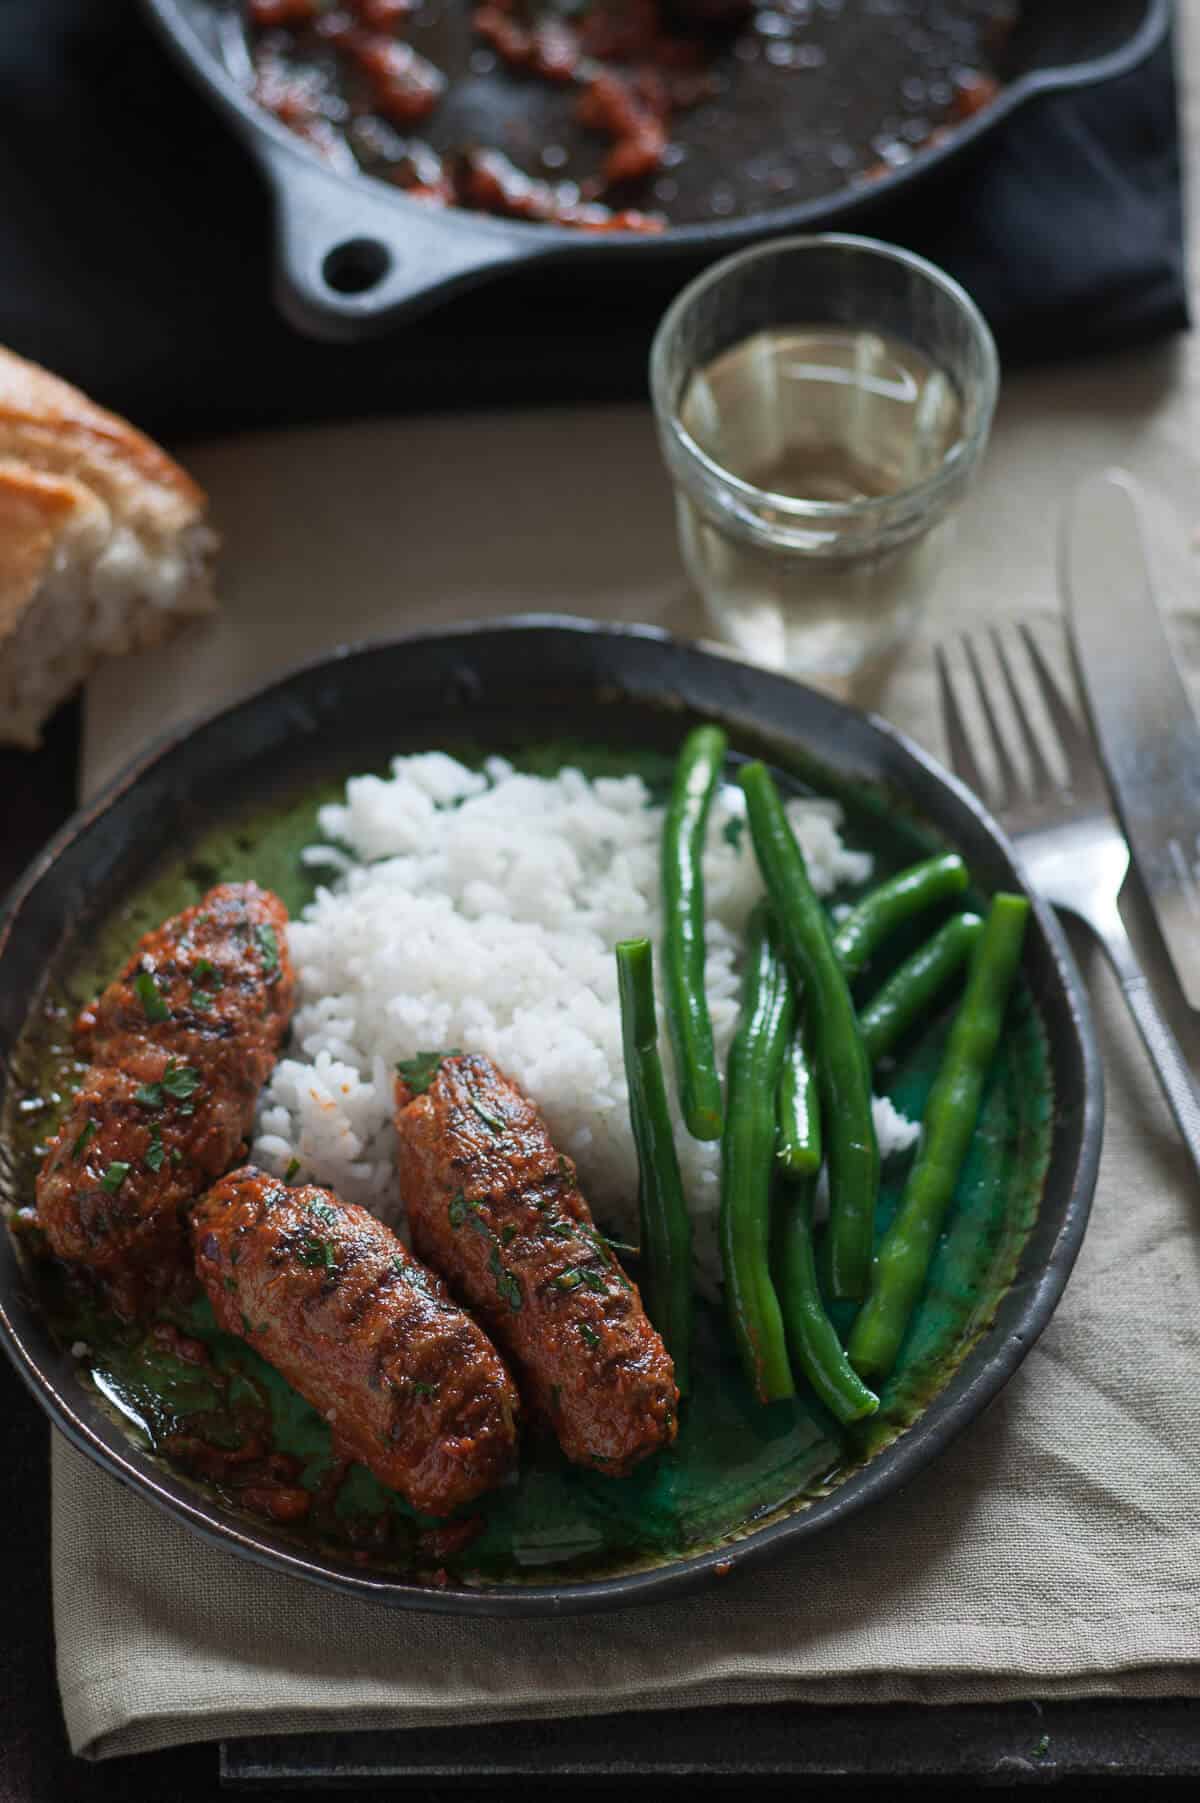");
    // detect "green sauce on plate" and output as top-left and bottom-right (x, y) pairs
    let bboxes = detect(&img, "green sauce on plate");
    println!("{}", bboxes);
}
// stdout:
(3, 741), (1050, 1587)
